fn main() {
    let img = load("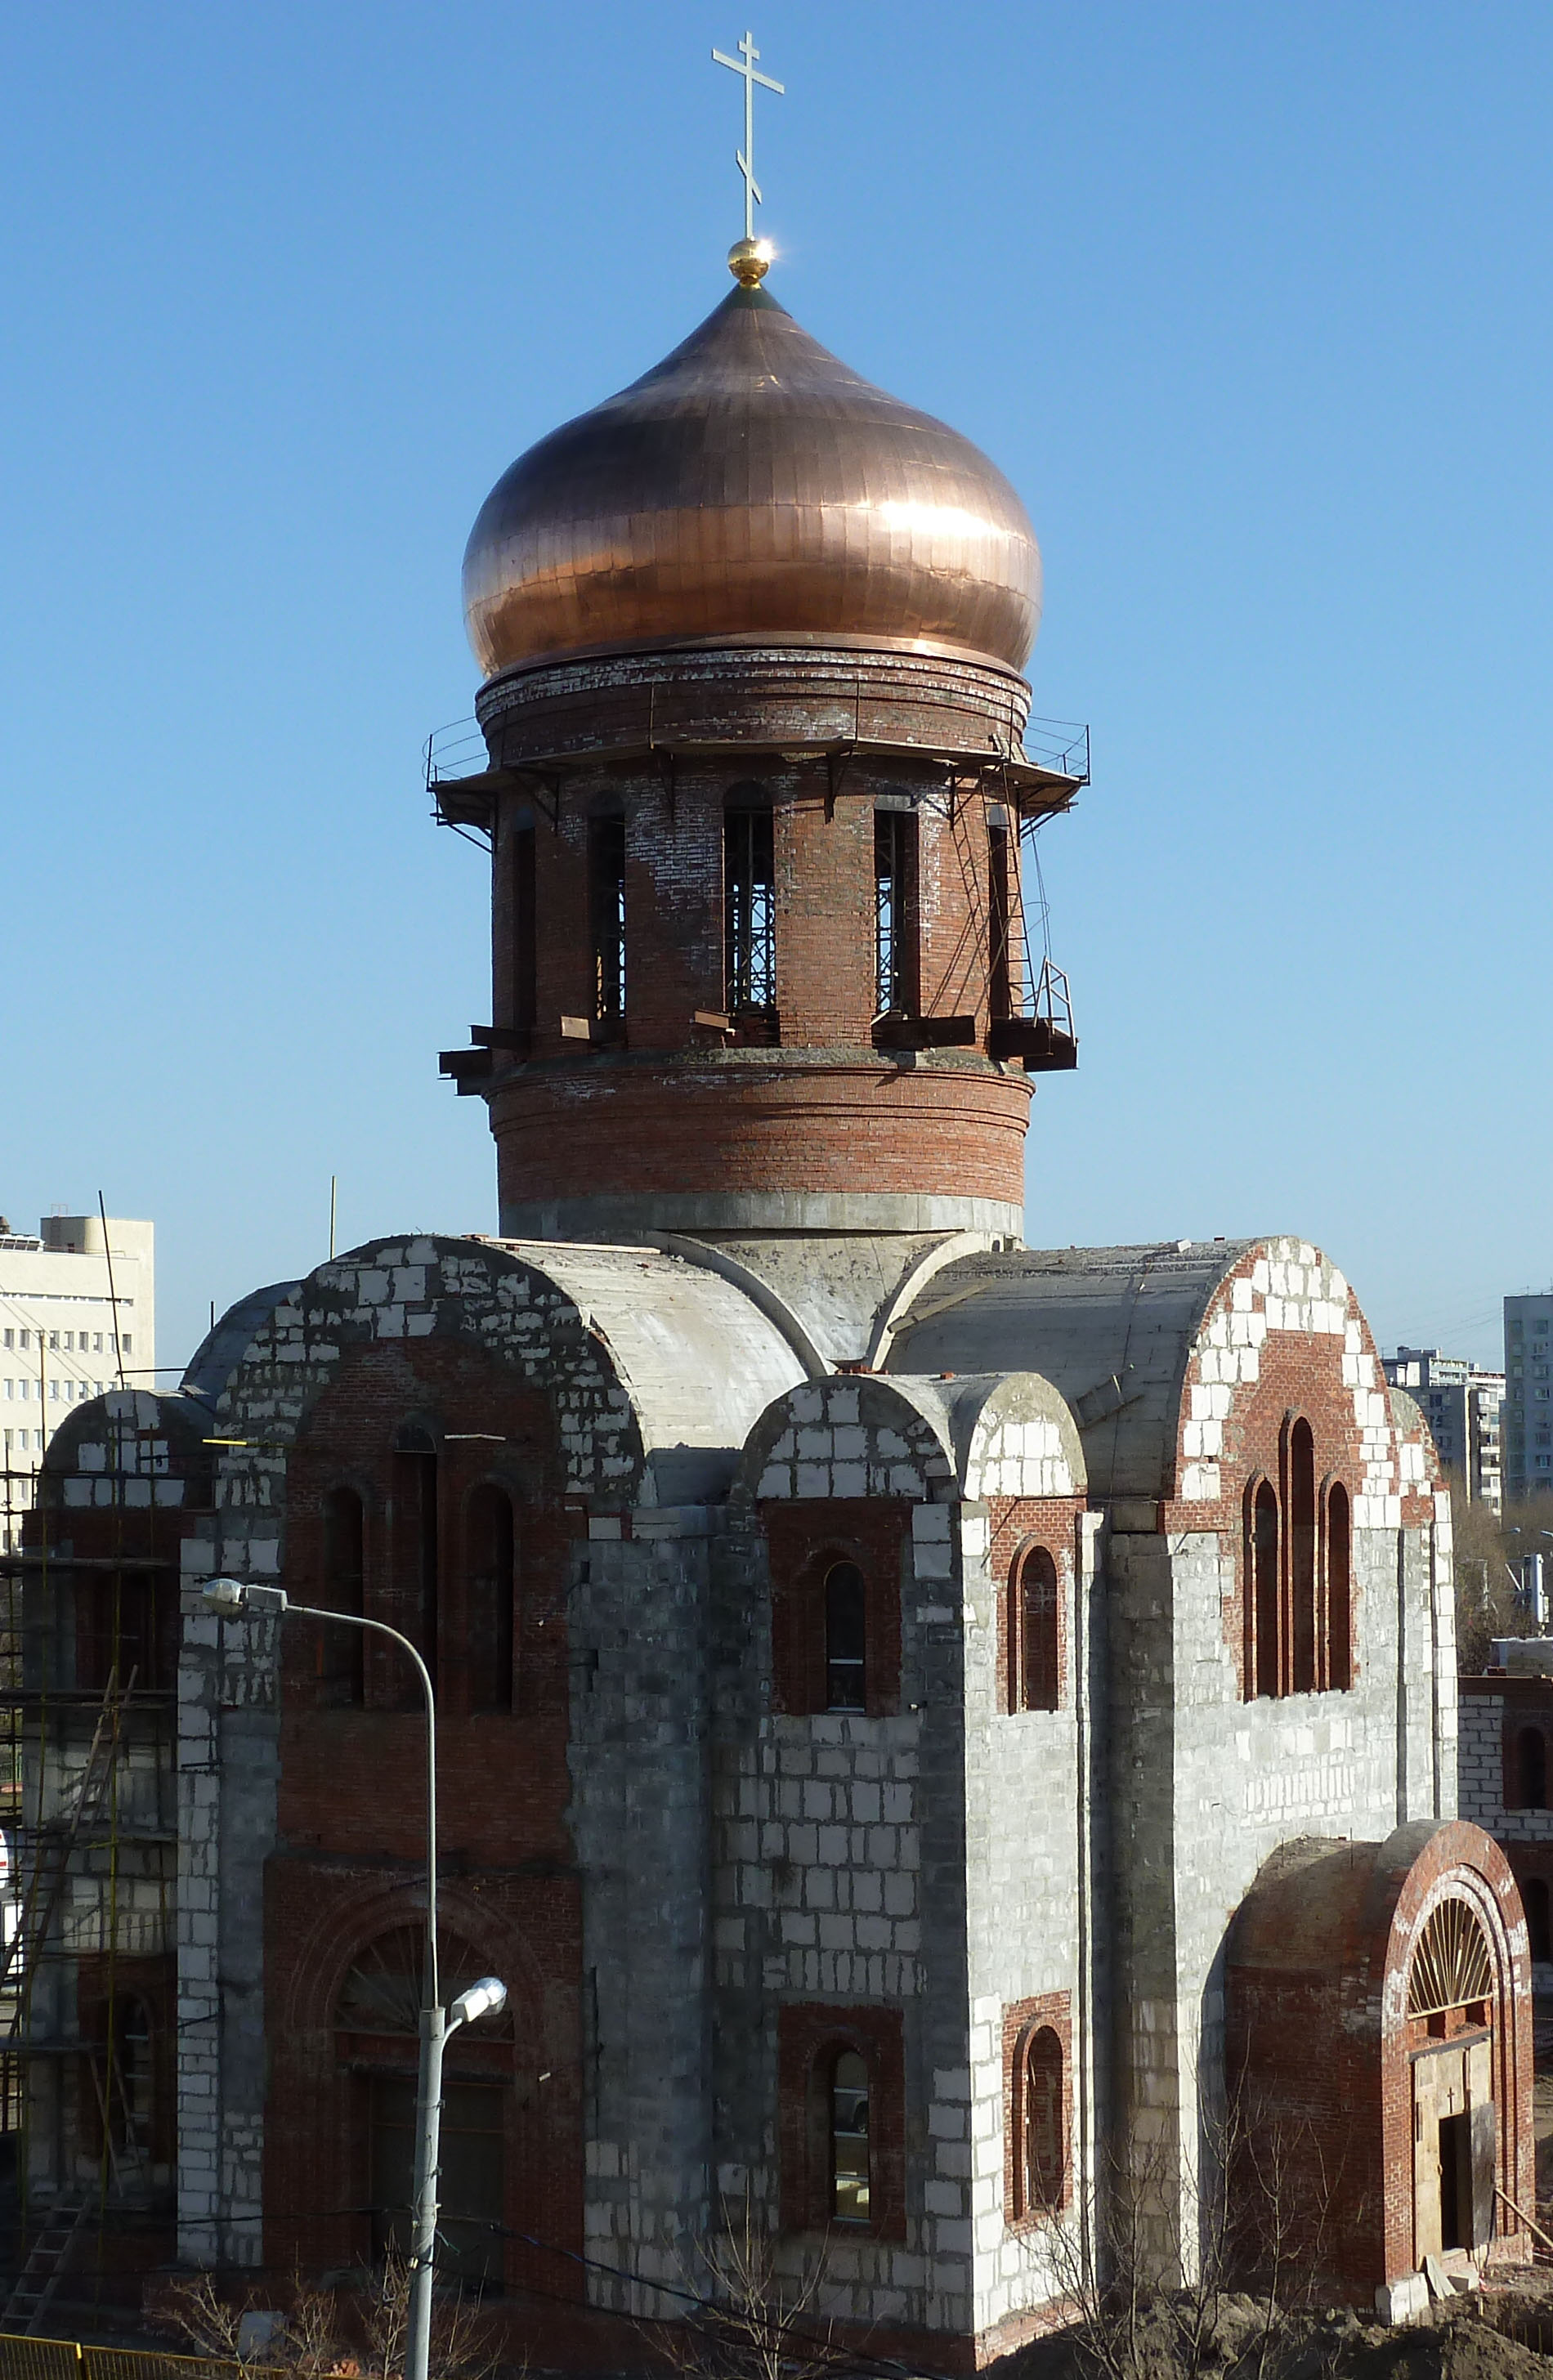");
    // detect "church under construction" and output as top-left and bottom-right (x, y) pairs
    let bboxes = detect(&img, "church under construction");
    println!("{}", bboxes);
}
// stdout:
(2, 213), (1532, 2361)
